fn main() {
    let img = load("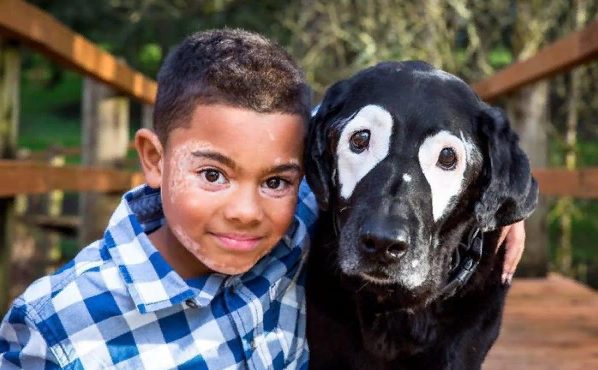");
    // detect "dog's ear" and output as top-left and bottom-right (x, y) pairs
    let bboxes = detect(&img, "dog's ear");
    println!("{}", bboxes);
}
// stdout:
(304, 79), (350, 211)
(474, 107), (539, 231)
